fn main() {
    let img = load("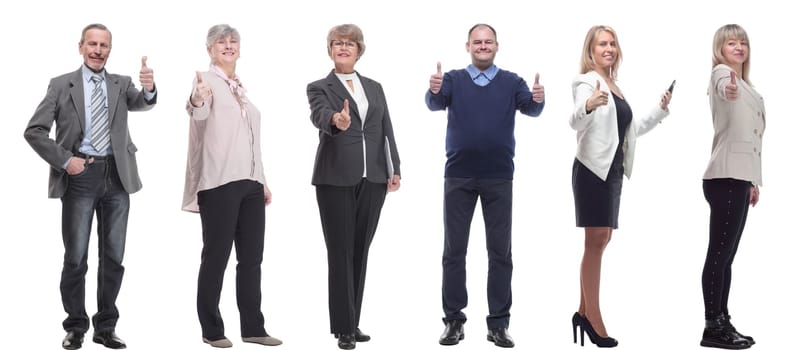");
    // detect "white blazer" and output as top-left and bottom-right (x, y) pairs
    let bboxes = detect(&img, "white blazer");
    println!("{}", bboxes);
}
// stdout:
(702, 64), (765, 186)
(570, 71), (669, 181)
